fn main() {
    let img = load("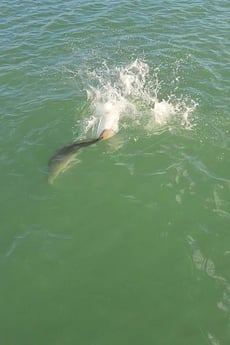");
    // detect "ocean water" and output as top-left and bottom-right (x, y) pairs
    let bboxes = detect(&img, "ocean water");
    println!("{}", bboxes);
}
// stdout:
(1, 0), (230, 344)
